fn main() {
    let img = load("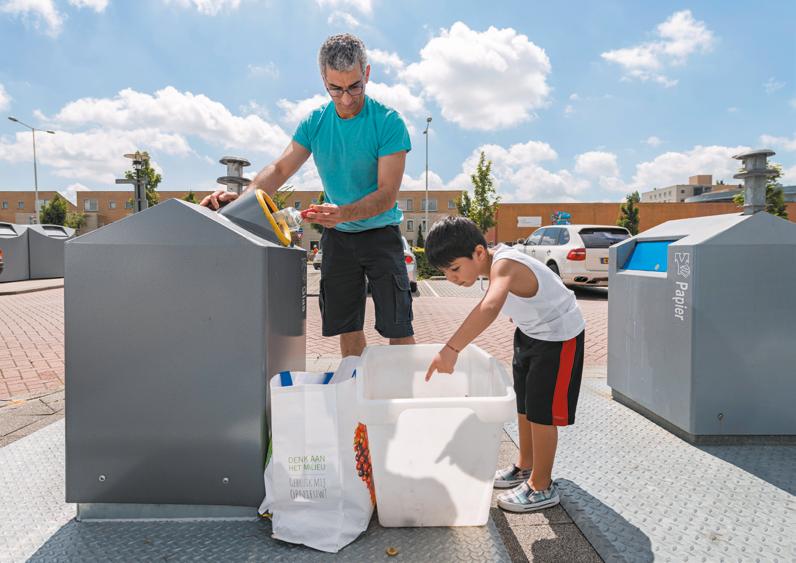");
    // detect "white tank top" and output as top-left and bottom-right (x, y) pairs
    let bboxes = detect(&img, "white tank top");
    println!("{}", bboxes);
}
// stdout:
(492, 244), (585, 341)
